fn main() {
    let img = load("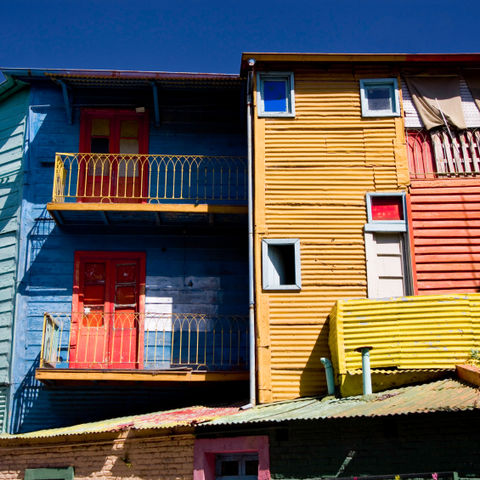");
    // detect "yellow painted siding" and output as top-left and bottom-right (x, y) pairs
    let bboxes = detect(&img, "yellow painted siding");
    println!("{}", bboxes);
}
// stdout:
(329, 294), (480, 378)
(254, 65), (409, 402)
